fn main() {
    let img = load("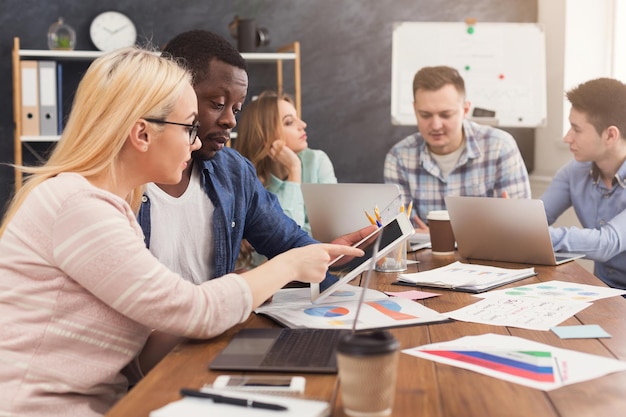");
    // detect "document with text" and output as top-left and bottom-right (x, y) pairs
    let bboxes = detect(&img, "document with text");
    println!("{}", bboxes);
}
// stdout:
(396, 261), (536, 293)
